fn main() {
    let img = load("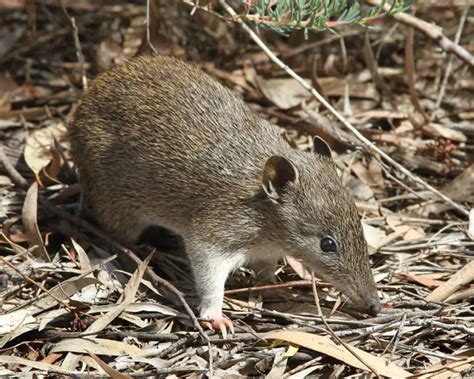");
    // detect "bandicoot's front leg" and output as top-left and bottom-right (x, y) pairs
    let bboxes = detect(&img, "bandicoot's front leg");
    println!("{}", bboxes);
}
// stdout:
(188, 244), (244, 337)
